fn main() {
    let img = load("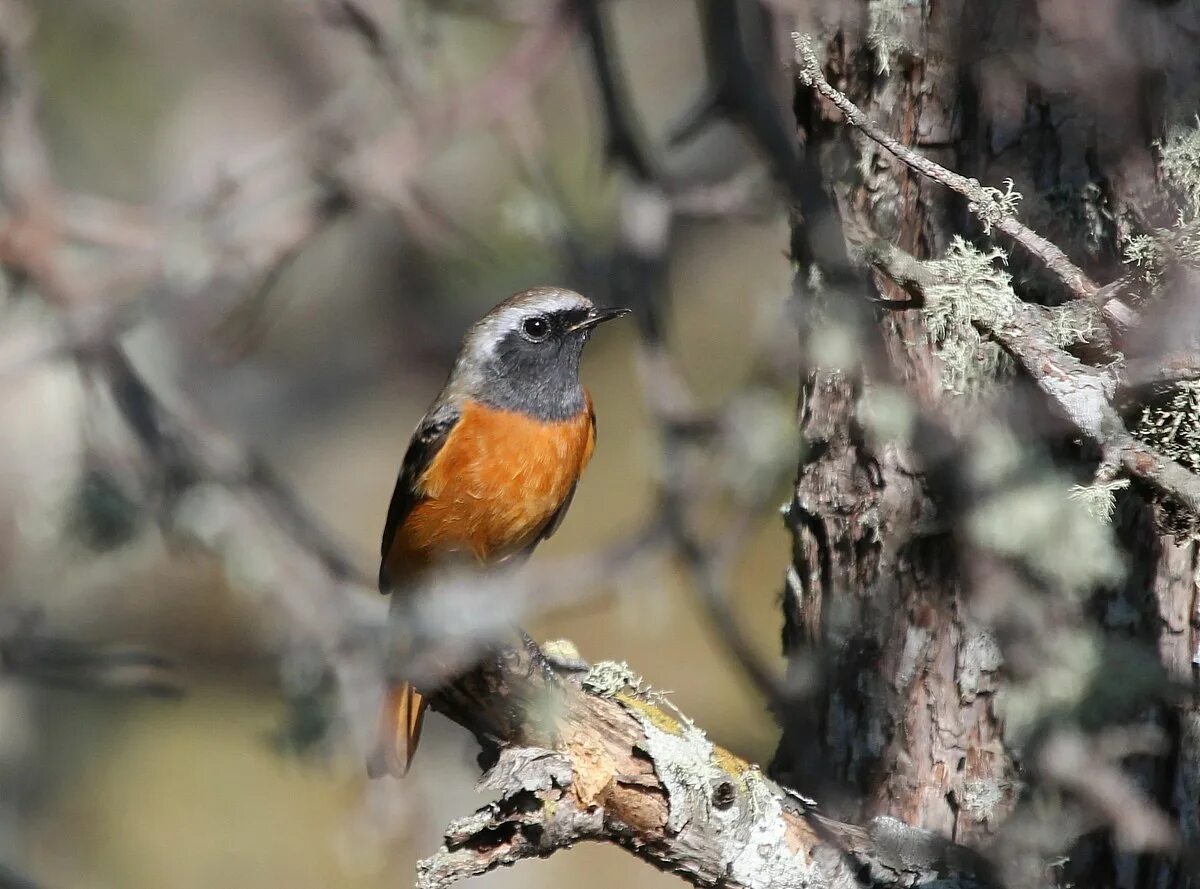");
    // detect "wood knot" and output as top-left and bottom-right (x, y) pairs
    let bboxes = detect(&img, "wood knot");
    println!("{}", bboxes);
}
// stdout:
(711, 780), (736, 810)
